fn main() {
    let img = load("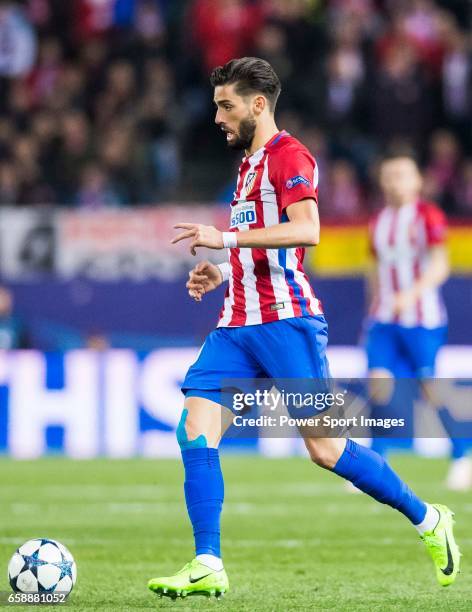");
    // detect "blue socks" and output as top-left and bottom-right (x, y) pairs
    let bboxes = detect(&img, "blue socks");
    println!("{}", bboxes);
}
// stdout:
(437, 407), (468, 460)
(181, 448), (224, 557)
(332, 439), (427, 525)
(181, 440), (428, 557)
